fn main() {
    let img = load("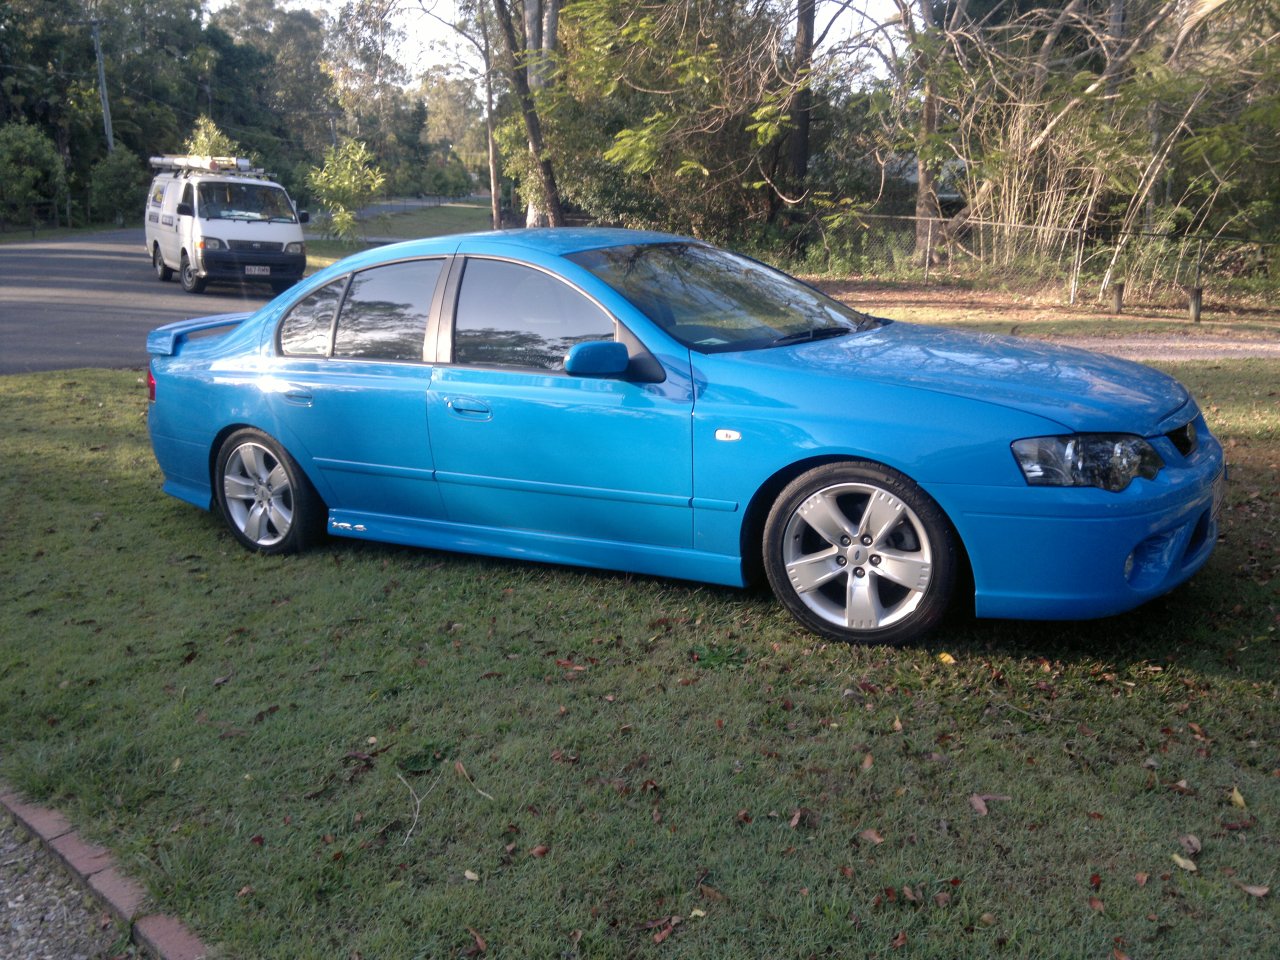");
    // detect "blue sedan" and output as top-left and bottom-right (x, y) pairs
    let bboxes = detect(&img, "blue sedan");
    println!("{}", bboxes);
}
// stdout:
(146, 228), (1225, 644)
